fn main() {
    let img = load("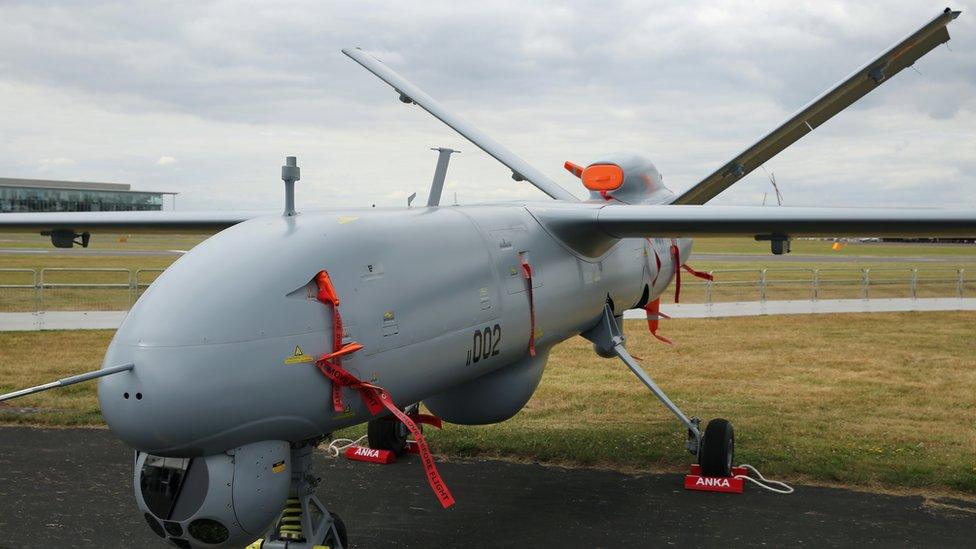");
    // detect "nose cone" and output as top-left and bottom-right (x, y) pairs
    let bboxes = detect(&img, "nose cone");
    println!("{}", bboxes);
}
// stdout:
(97, 214), (346, 455)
